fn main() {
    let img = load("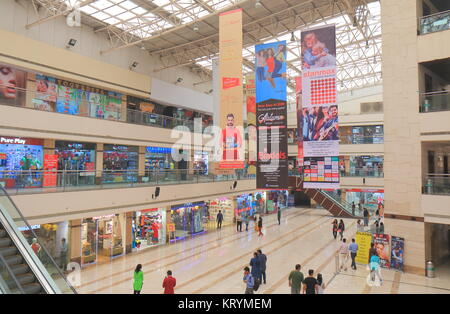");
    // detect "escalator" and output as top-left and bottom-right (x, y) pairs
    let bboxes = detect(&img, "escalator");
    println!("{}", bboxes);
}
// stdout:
(0, 187), (76, 294)
(288, 176), (362, 218)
